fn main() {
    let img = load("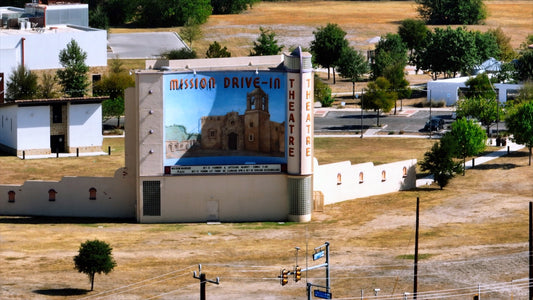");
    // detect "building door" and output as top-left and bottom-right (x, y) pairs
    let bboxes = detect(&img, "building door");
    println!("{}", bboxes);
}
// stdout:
(228, 133), (238, 150)
(207, 200), (219, 222)
(50, 135), (65, 153)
